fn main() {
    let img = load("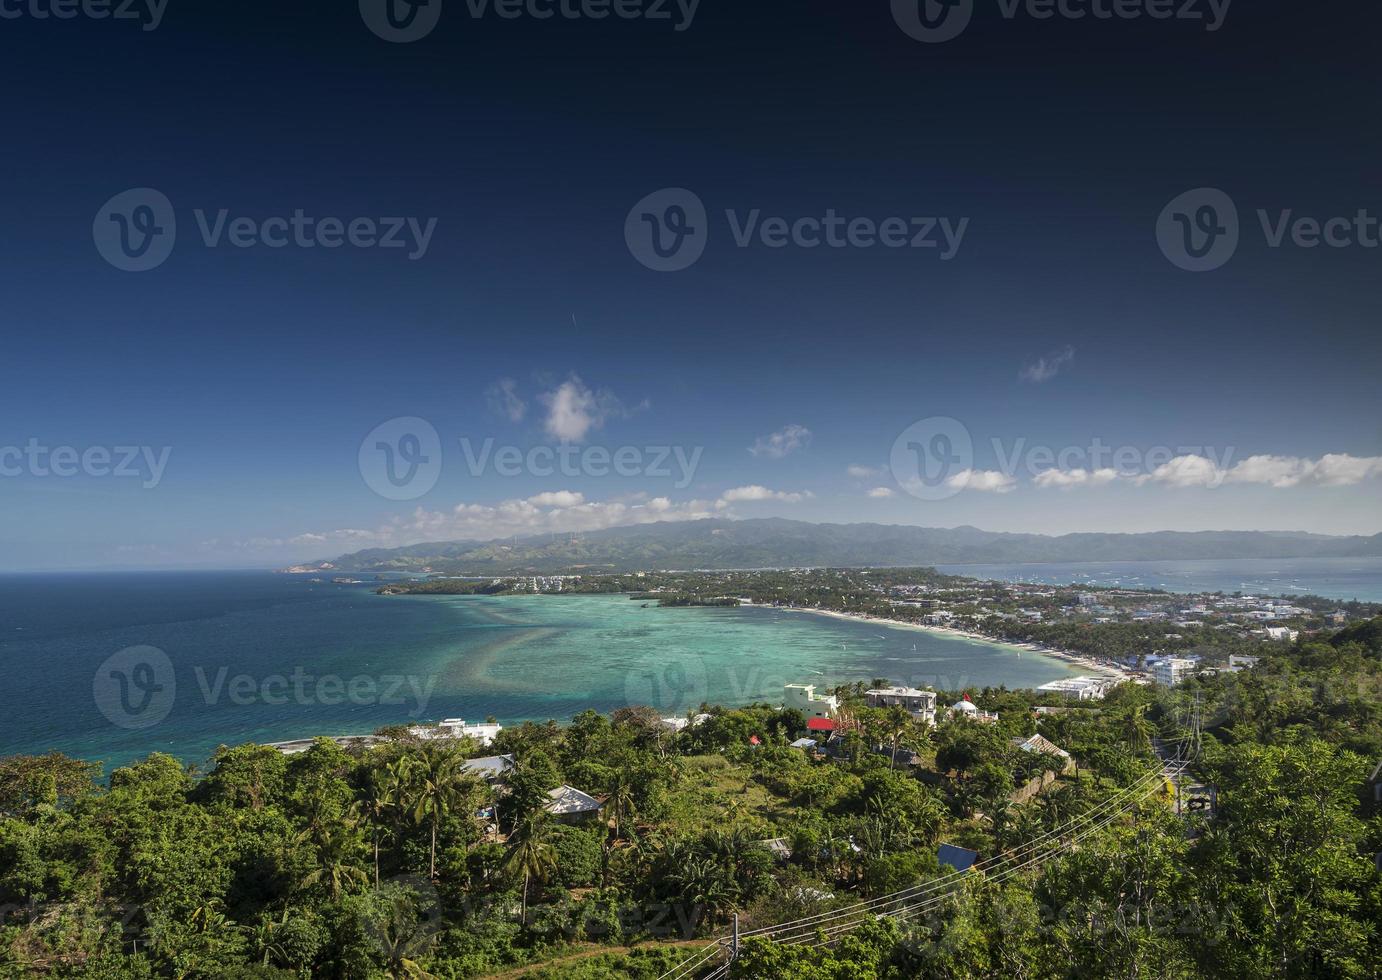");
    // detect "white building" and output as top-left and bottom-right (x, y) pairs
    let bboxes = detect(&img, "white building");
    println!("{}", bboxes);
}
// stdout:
(947, 697), (999, 723)
(1152, 658), (1196, 687)
(866, 686), (937, 723)
(407, 718), (503, 746)
(784, 683), (839, 720)
(1264, 627), (1299, 643)
(1226, 654), (1261, 673)
(1037, 675), (1112, 700)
